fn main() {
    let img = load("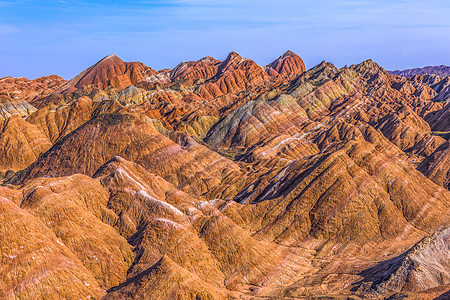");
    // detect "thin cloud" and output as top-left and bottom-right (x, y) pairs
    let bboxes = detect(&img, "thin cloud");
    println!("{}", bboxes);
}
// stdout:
(0, 24), (19, 35)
